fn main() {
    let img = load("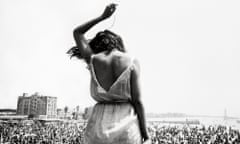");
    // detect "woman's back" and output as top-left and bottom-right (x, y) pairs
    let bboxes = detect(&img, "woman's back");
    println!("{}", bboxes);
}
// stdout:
(91, 50), (132, 92)
(85, 51), (142, 144)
